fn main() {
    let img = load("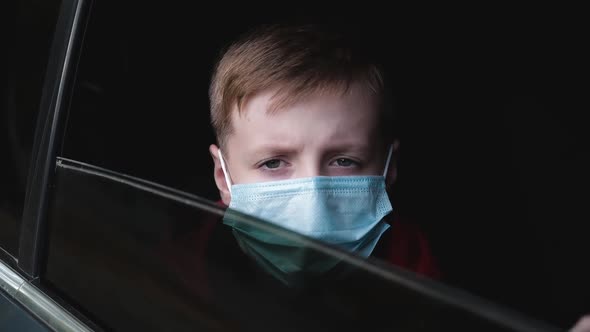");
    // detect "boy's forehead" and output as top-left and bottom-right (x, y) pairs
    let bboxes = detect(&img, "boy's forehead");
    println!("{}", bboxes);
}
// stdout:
(227, 87), (382, 150)
(236, 84), (379, 121)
